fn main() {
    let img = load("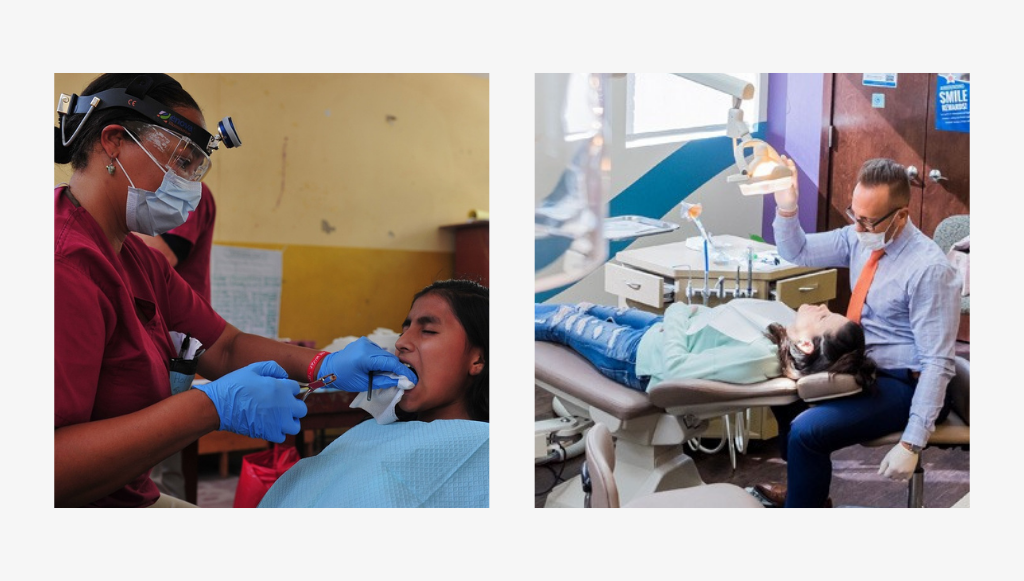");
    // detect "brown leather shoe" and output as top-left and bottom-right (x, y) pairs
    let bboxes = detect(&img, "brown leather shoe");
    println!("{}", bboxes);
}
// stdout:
(753, 483), (833, 507)
(753, 483), (787, 506)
